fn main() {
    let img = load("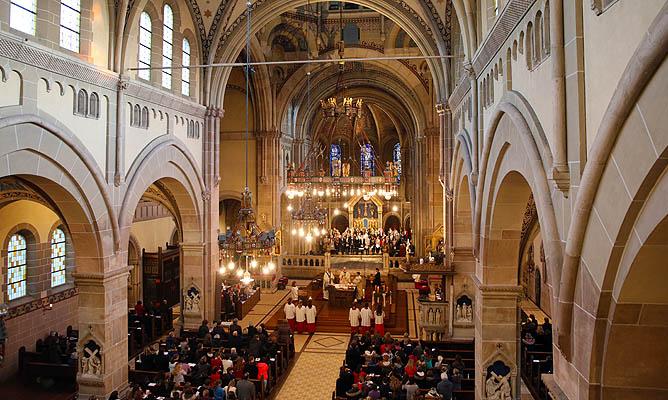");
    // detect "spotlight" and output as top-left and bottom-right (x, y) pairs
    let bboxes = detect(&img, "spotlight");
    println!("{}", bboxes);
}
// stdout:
(287, 204), (293, 212)
(219, 266), (226, 274)
(291, 228), (297, 236)
(250, 259), (258, 269)
(268, 261), (276, 271)
(227, 261), (236, 271)
(298, 228), (305, 237)
(236, 269), (244, 277)
(392, 205), (398, 212)
(334, 208), (340, 215)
